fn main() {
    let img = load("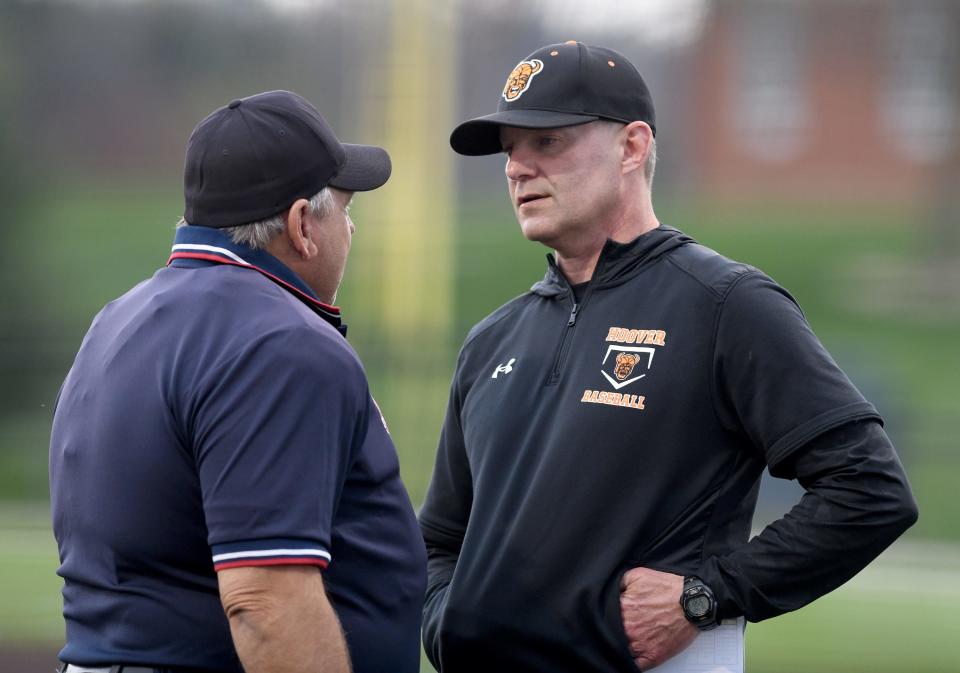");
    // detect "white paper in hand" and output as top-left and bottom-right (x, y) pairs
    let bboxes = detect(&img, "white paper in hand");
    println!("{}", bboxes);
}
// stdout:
(645, 618), (744, 673)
